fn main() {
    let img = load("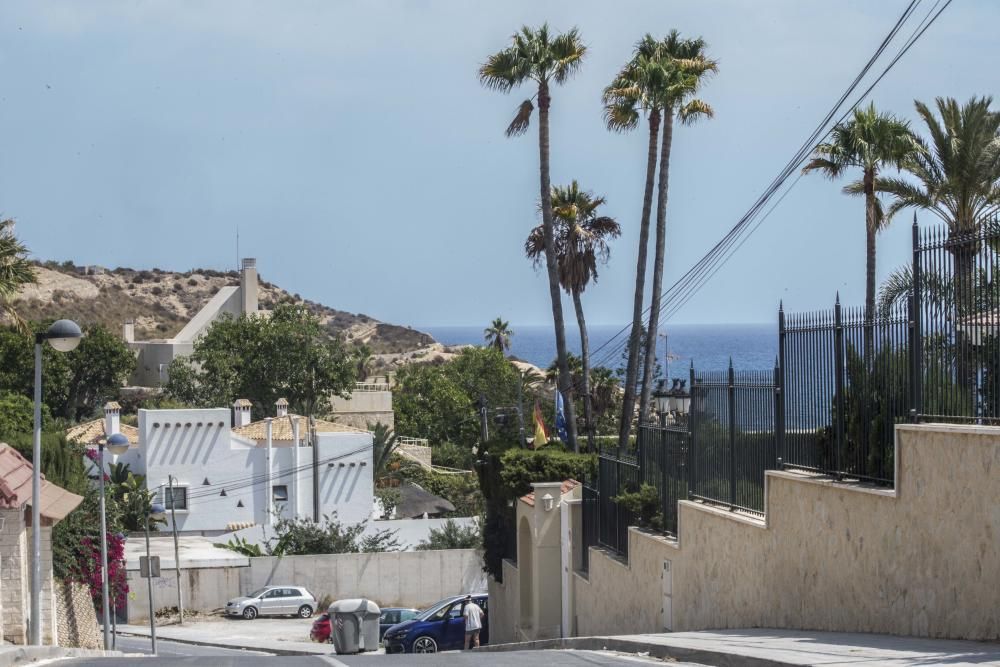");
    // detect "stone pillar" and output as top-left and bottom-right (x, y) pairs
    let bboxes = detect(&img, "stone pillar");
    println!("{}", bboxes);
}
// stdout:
(530, 482), (565, 640)
(0, 509), (27, 644)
